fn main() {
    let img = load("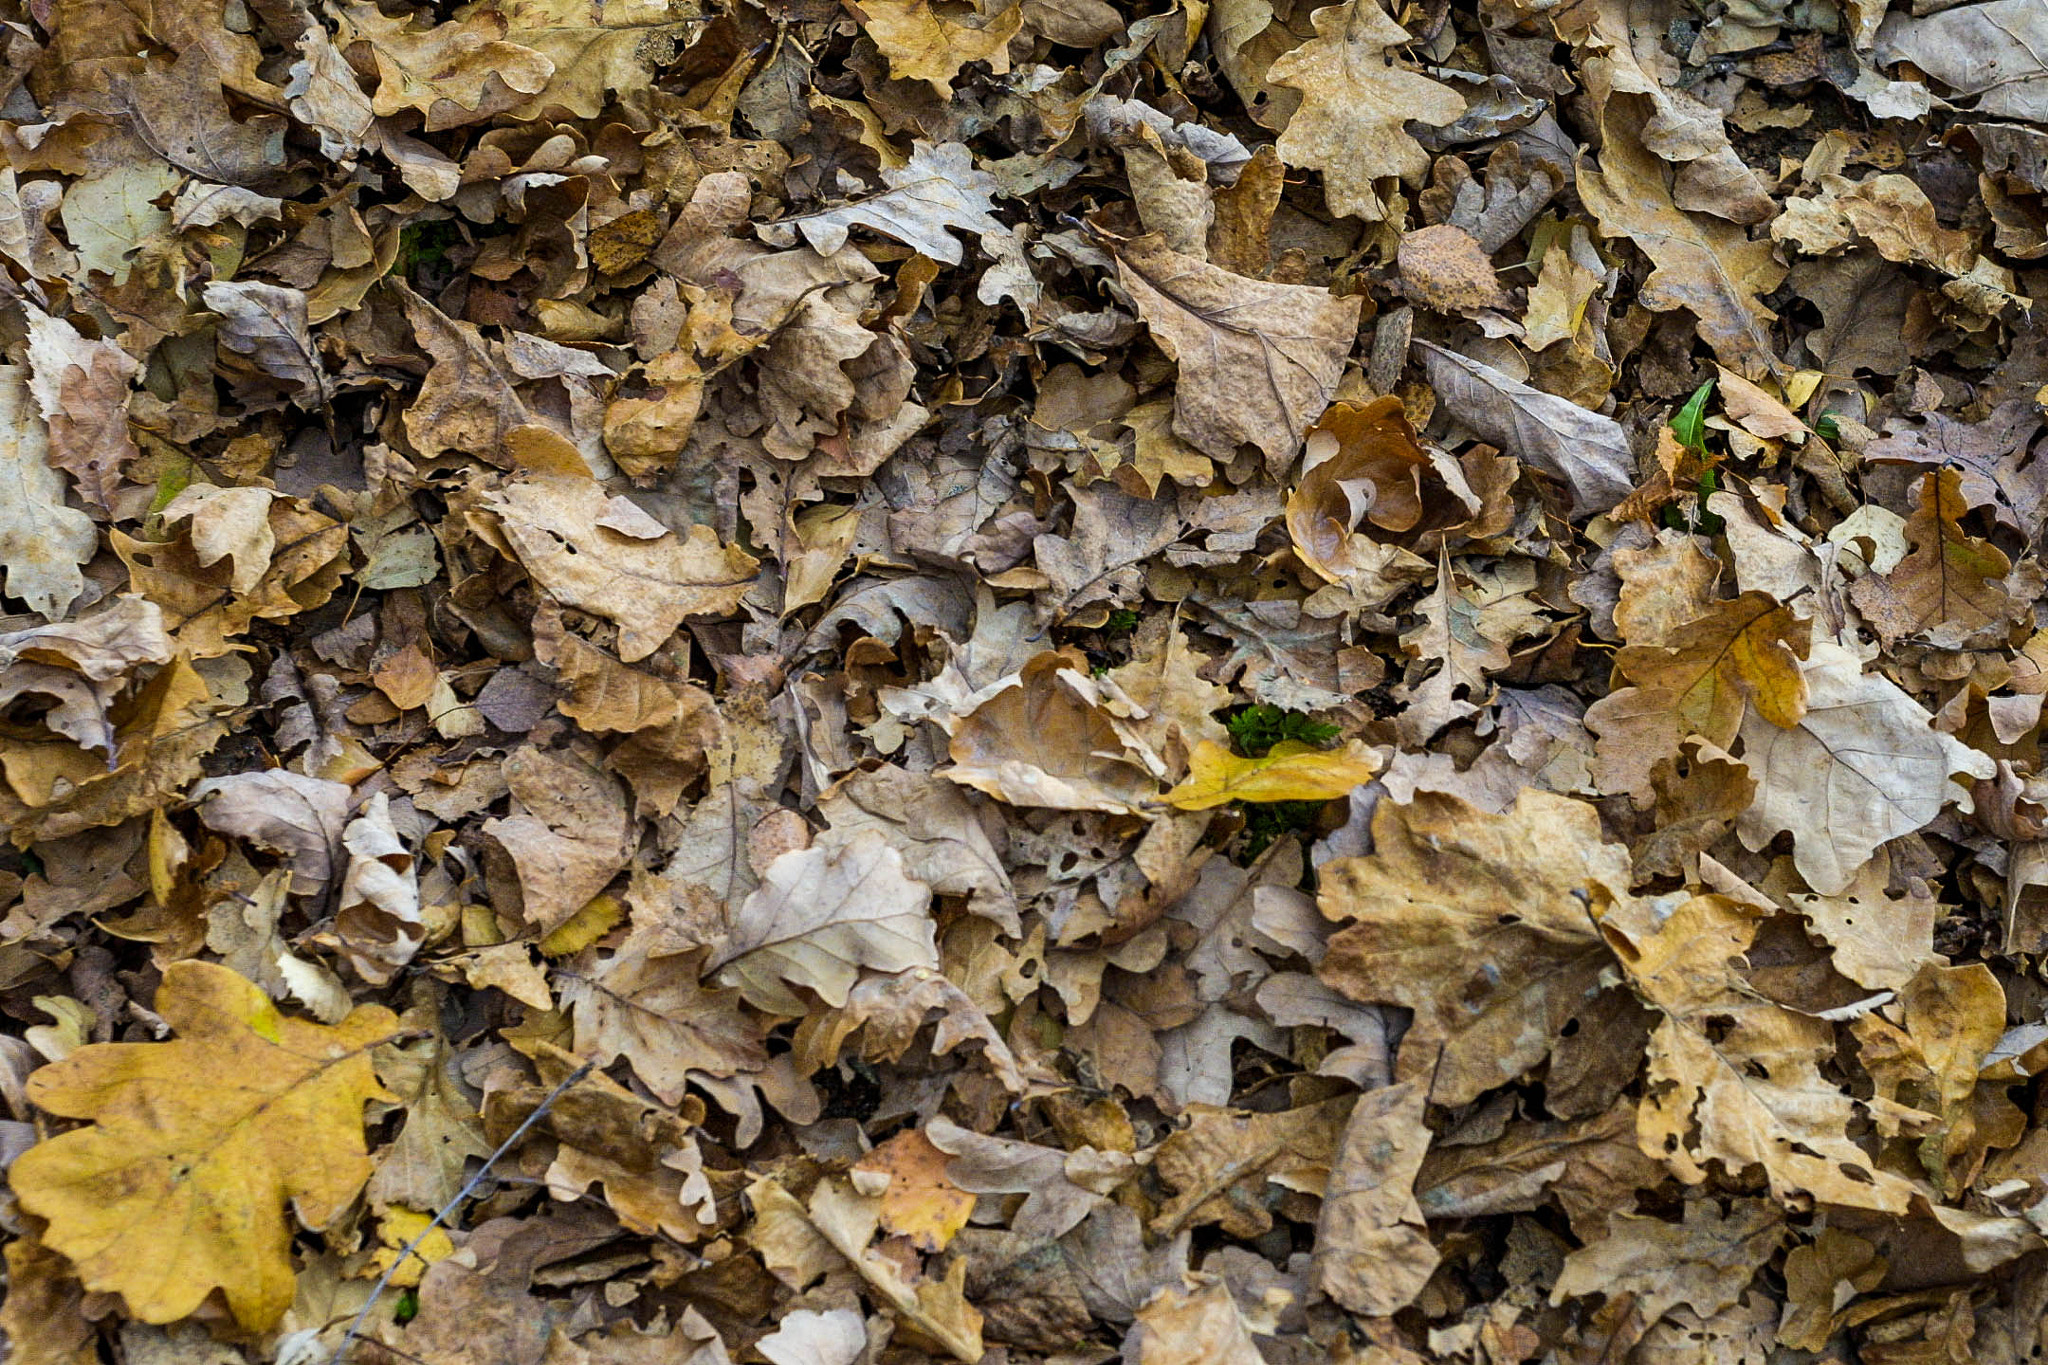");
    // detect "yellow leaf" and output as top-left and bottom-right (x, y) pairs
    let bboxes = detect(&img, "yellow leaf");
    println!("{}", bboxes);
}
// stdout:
(1162, 739), (1381, 810)
(853, 1128), (976, 1252)
(363, 1207), (455, 1289)
(11, 961), (398, 1329)
(538, 892), (626, 958)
